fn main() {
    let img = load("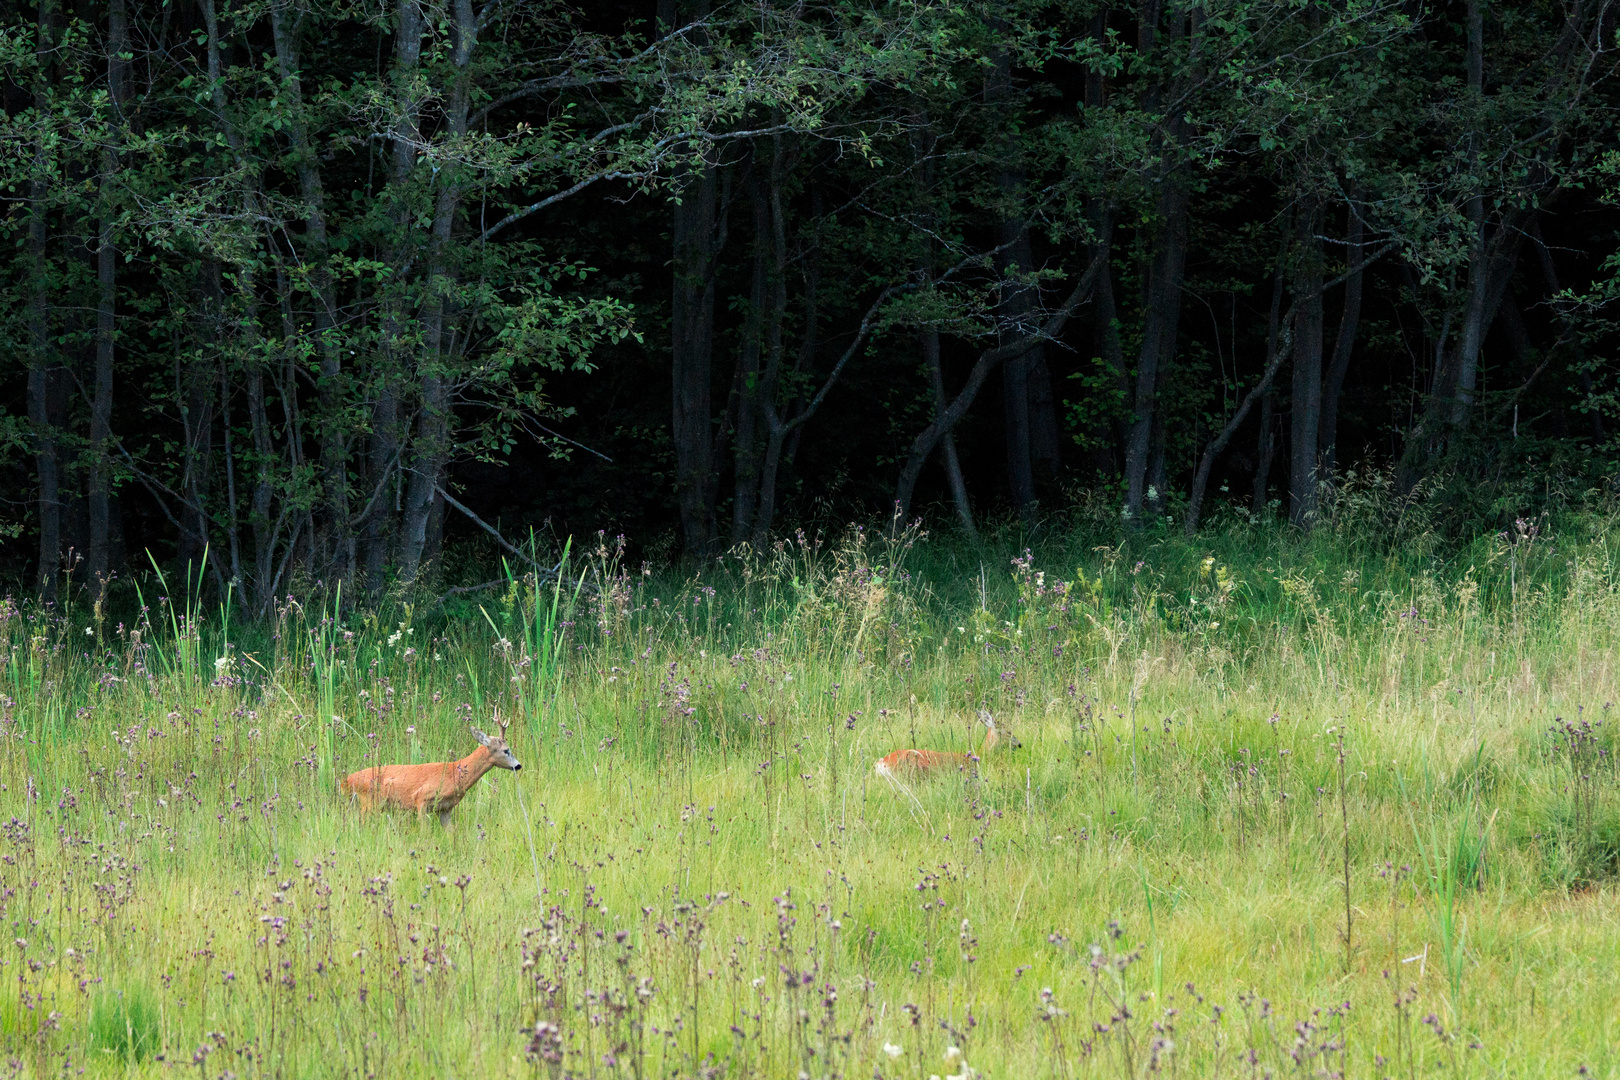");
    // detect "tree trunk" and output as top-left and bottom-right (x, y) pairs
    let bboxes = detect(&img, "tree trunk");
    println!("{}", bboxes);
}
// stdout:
(1253, 388), (1277, 516)
(1452, 0), (1486, 423)
(998, 226), (1037, 521)
(88, 0), (128, 588)
(1288, 194), (1325, 529)
(671, 159), (720, 558)
(1397, 0), (1530, 490)
(246, 357), (276, 609)
(730, 169), (771, 547)
(1028, 351), (1061, 484)
(924, 328), (977, 538)
(1148, 415), (1170, 516)
(270, 5), (349, 583)
(1122, 173), (1189, 522)
(1319, 198), (1365, 479)
(1080, 16), (1125, 481)
(668, 0), (721, 559)
(743, 143), (794, 548)
(364, 0), (425, 591)
(985, 36), (1054, 522)
(1252, 249), (1288, 516)
(750, 179), (813, 552)
(202, 0), (282, 609)
(27, 4), (59, 601)
(1122, 1), (1191, 523)
(1090, 204), (1128, 476)
(219, 360), (243, 585)
(182, 261), (219, 575)
(400, 0), (478, 583)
